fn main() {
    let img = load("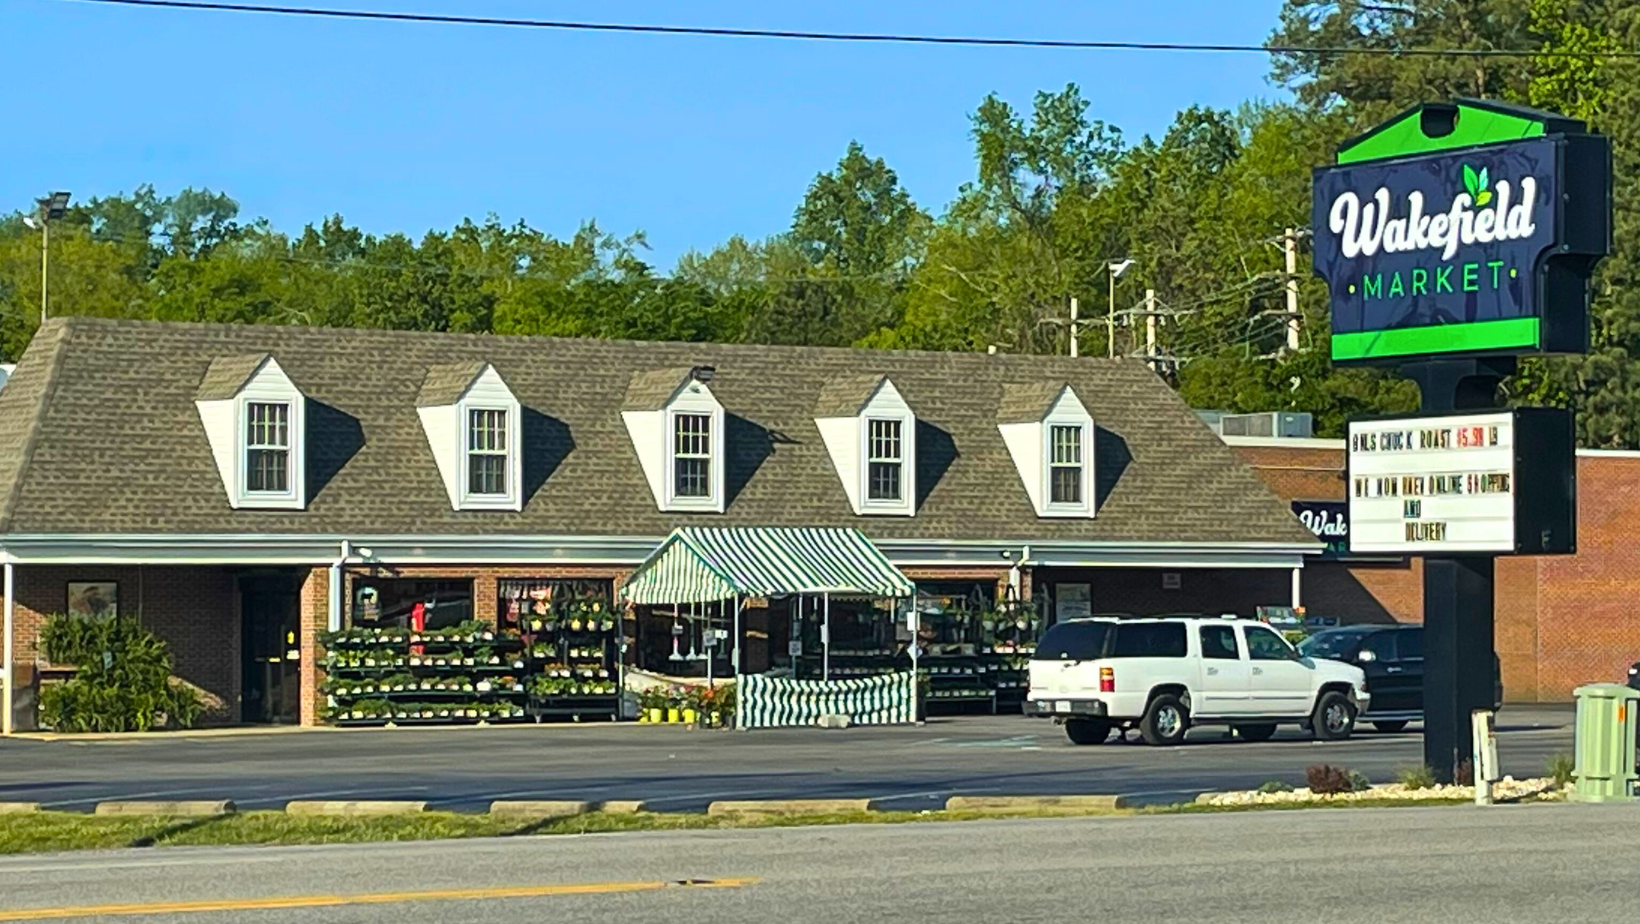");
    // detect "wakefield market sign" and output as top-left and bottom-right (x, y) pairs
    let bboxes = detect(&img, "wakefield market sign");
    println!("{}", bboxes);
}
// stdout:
(1314, 99), (1611, 364)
